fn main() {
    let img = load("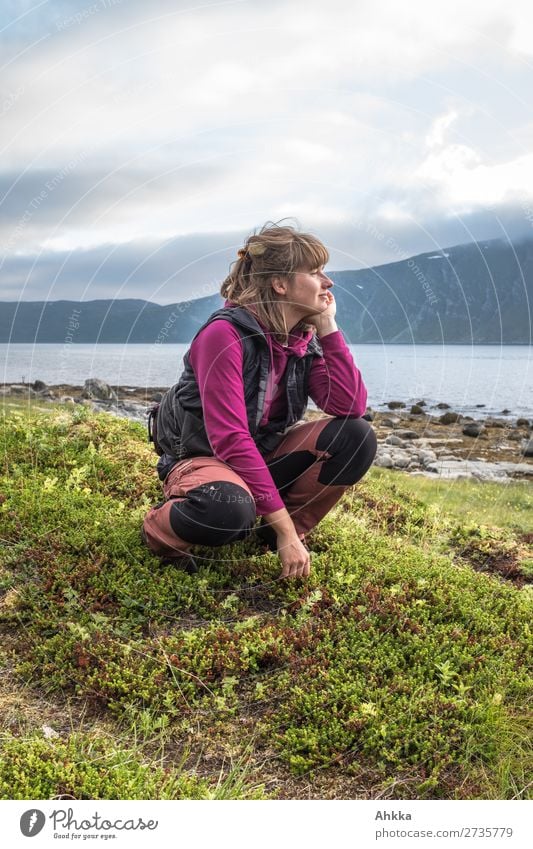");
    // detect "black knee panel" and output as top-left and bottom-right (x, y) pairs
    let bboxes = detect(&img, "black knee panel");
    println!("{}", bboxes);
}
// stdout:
(169, 481), (256, 546)
(316, 416), (378, 485)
